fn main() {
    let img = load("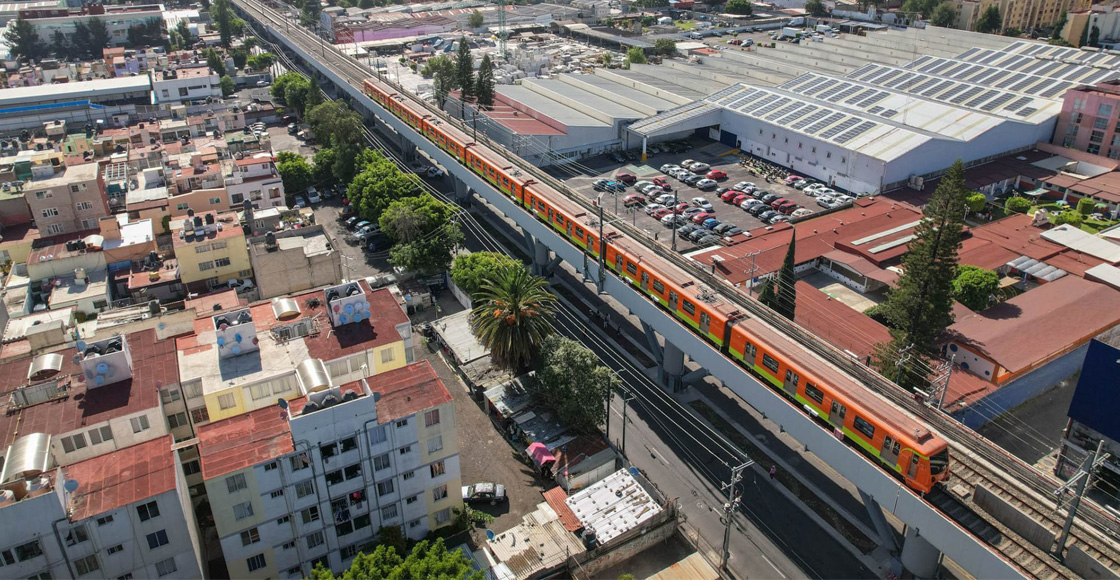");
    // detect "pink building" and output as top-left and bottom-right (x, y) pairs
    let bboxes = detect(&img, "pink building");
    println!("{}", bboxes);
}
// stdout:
(1052, 80), (1120, 159)
(335, 16), (456, 43)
